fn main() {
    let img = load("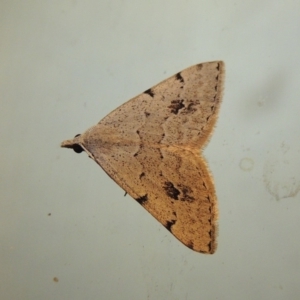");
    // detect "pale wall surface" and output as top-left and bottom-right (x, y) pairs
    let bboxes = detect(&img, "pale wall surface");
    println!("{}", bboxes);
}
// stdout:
(1, 1), (300, 299)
